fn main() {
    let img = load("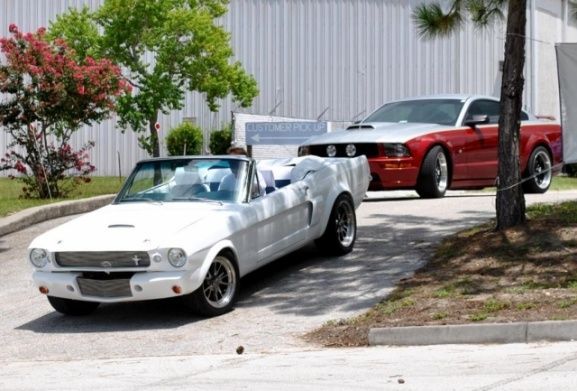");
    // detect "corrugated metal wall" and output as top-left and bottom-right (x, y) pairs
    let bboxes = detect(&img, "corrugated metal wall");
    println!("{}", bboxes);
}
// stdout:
(228, 0), (507, 121)
(1, 0), (511, 176)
